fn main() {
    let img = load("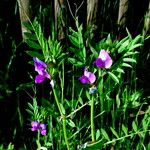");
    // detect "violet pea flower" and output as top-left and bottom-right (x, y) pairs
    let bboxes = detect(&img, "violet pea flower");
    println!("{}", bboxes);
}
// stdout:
(33, 57), (50, 83)
(79, 68), (96, 84)
(31, 121), (40, 131)
(31, 121), (47, 136)
(39, 123), (47, 136)
(93, 49), (112, 69)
